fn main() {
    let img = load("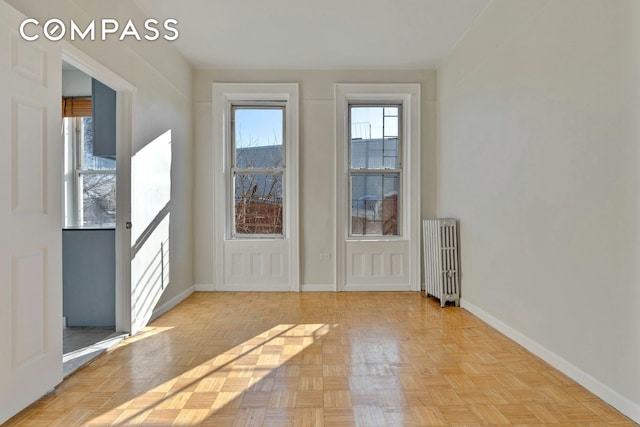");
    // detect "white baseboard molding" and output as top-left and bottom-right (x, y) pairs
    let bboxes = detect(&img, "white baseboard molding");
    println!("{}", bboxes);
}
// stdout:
(193, 284), (417, 292)
(300, 284), (335, 292)
(217, 284), (292, 291)
(194, 284), (215, 292)
(195, 284), (337, 292)
(150, 286), (194, 322)
(460, 298), (640, 424)
(342, 283), (415, 292)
